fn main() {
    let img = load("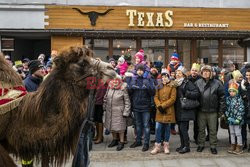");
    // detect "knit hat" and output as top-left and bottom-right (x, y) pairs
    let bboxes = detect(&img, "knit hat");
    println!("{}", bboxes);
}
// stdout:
(245, 63), (250, 70)
(5, 55), (11, 60)
(108, 58), (115, 63)
(171, 52), (179, 61)
(232, 70), (243, 80)
(161, 68), (170, 78)
(134, 49), (144, 63)
(118, 56), (125, 64)
(22, 58), (30, 63)
(191, 63), (201, 71)
(46, 61), (53, 68)
(176, 66), (188, 76)
(28, 60), (43, 74)
(150, 67), (158, 74)
(228, 80), (239, 94)
(136, 64), (145, 71)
